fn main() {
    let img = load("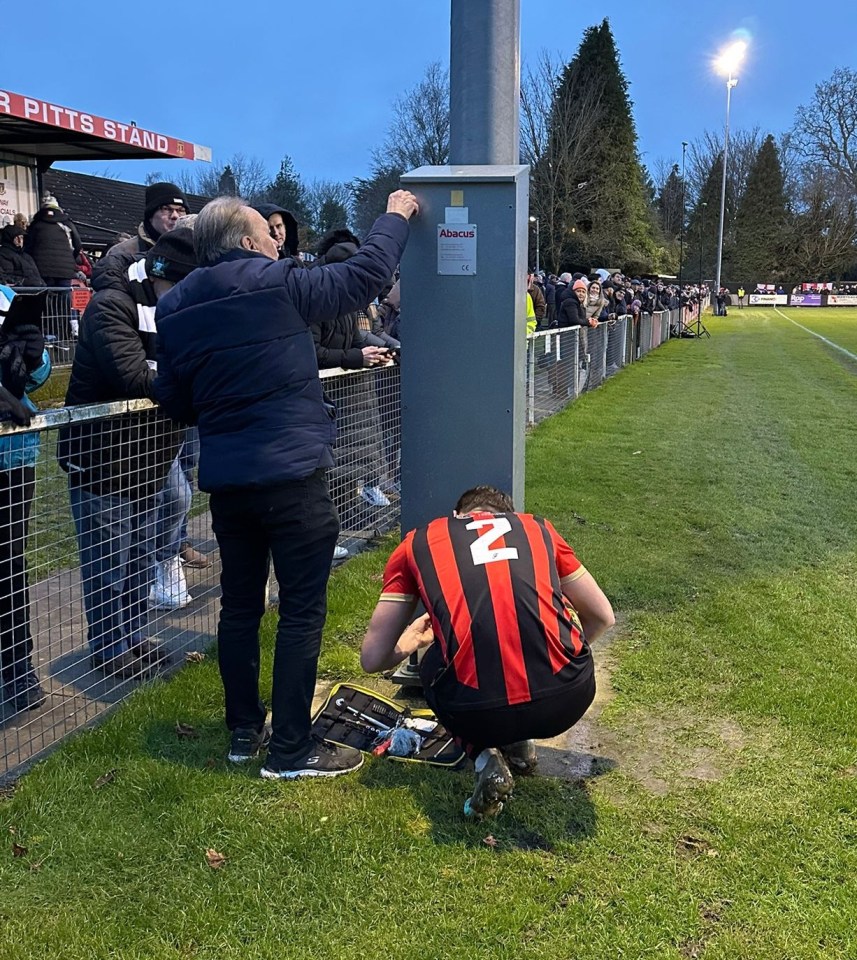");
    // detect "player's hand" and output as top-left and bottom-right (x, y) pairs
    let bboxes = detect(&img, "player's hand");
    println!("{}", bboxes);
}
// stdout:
(386, 190), (420, 221)
(398, 614), (434, 655)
